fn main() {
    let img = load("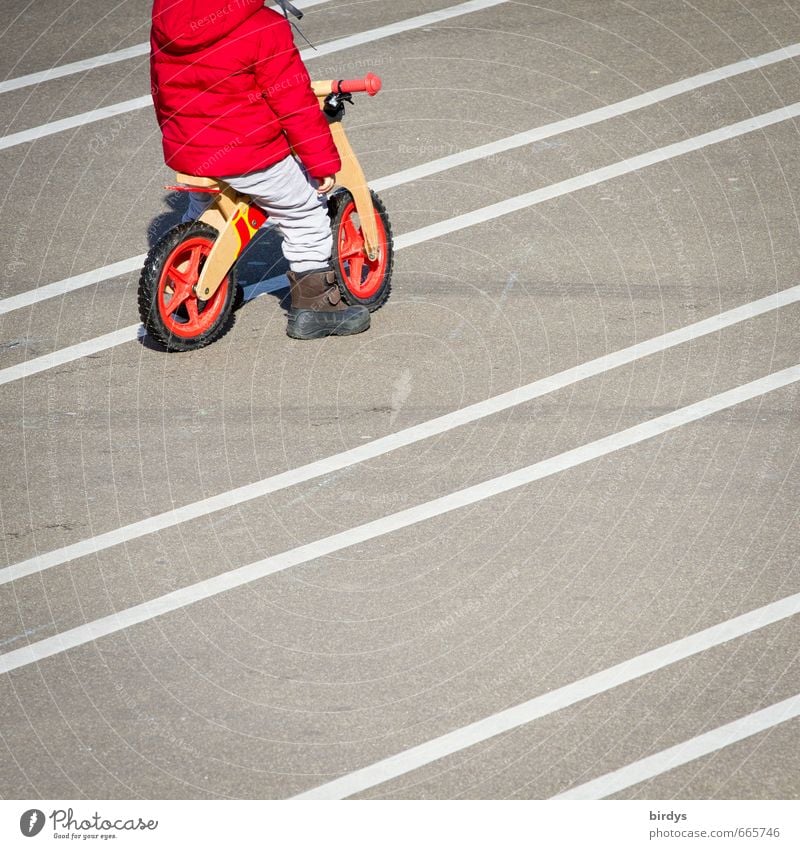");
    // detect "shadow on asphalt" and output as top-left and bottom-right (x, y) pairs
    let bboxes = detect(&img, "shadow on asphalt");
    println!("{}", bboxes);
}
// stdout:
(146, 192), (184, 247)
